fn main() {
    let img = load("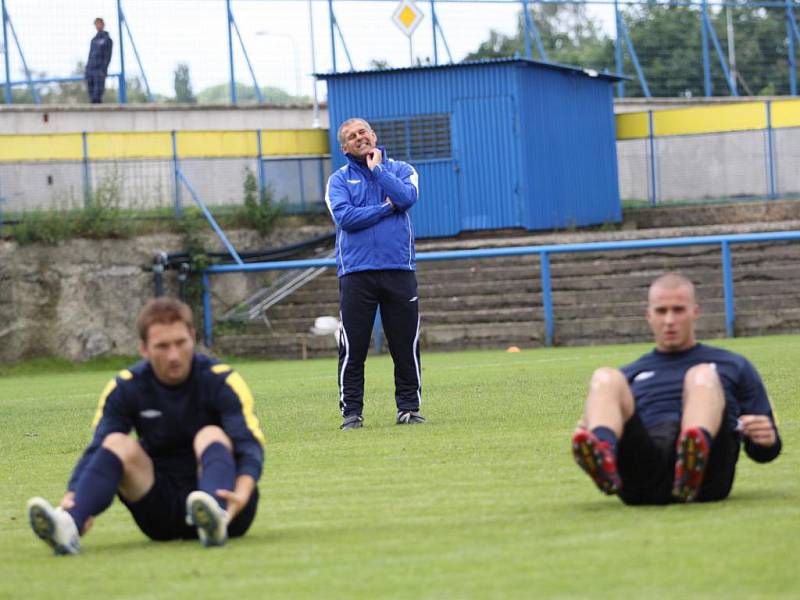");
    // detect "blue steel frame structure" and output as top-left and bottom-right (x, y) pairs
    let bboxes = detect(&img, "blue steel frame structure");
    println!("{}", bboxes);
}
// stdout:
(200, 230), (800, 348)
(1, 0), (151, 104)
(2, 0), (798, 104)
